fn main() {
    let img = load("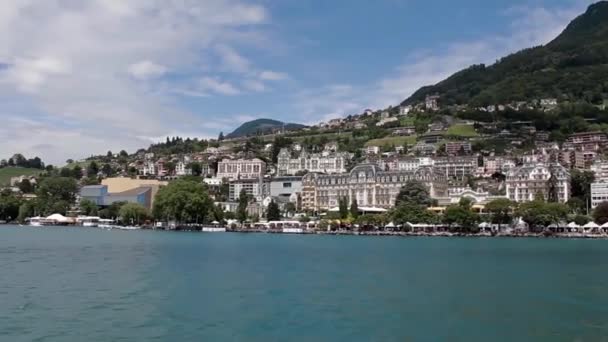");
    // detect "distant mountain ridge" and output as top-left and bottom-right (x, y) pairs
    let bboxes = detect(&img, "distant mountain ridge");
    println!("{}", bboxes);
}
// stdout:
(226, 119), (307, 139)
(402, 1), (608, 108)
